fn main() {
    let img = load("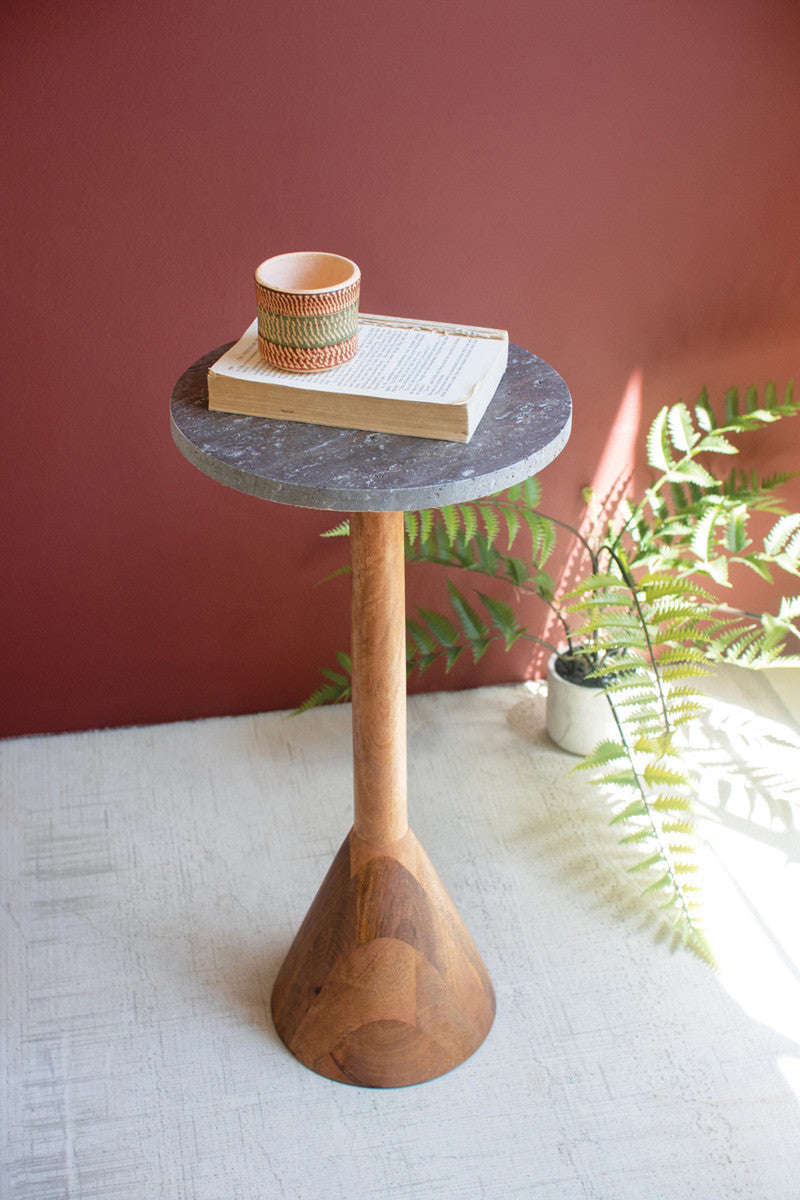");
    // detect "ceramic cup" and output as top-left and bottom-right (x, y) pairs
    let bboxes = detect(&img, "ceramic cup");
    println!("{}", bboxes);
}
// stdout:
(254, 251), (361, 372)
